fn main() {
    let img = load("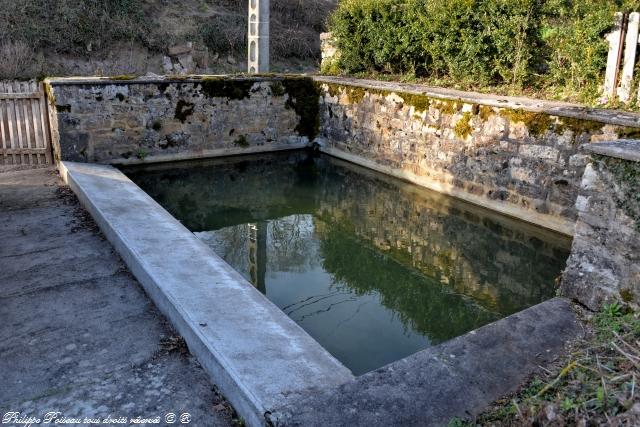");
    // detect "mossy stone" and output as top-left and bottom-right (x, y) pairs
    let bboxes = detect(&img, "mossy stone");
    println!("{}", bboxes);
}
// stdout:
(174, 100), (194, 123)
(501, 109), (553, 137)
(199, 78), (254, 100)
(282, 77), (321, 141)
(234, 135), (250, 147)
(454, 112), (473, 139)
